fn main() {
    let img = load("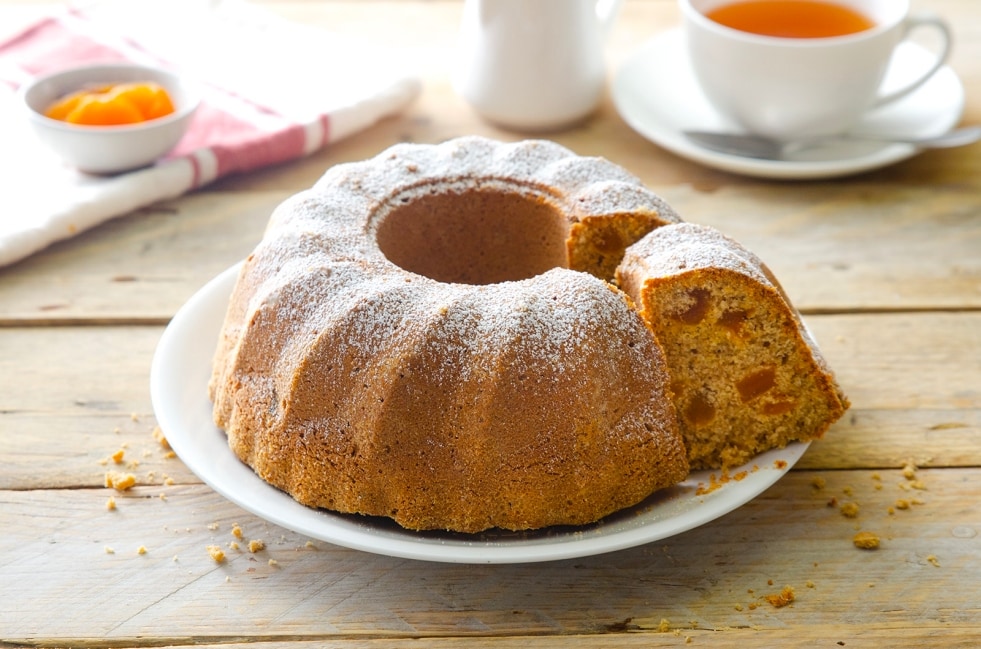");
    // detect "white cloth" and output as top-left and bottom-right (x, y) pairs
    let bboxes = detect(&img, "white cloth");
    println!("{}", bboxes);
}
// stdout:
(0, 0), (421, 267)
